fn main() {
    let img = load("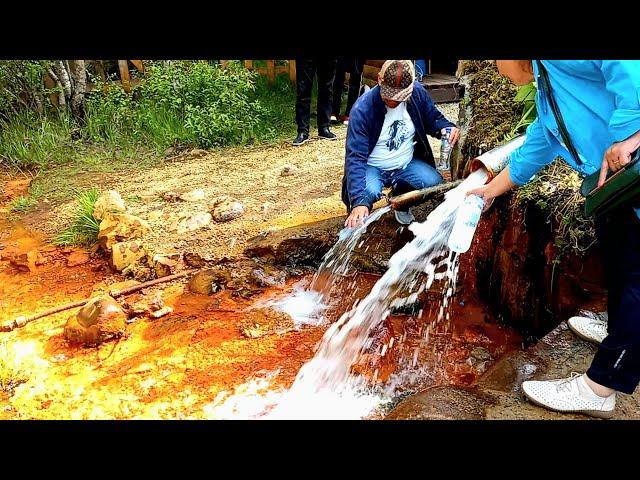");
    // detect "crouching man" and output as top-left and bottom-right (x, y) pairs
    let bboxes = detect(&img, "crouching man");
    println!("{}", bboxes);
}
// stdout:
(342, 59), (460, 227)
